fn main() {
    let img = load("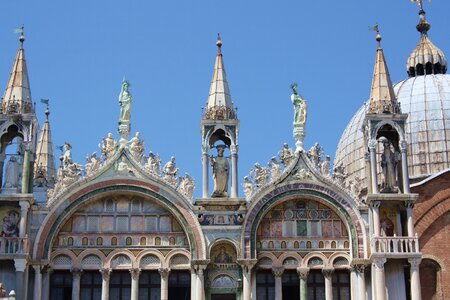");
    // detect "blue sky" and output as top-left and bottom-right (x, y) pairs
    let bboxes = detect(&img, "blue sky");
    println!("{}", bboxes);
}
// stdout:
(0, 0), (449, 197)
